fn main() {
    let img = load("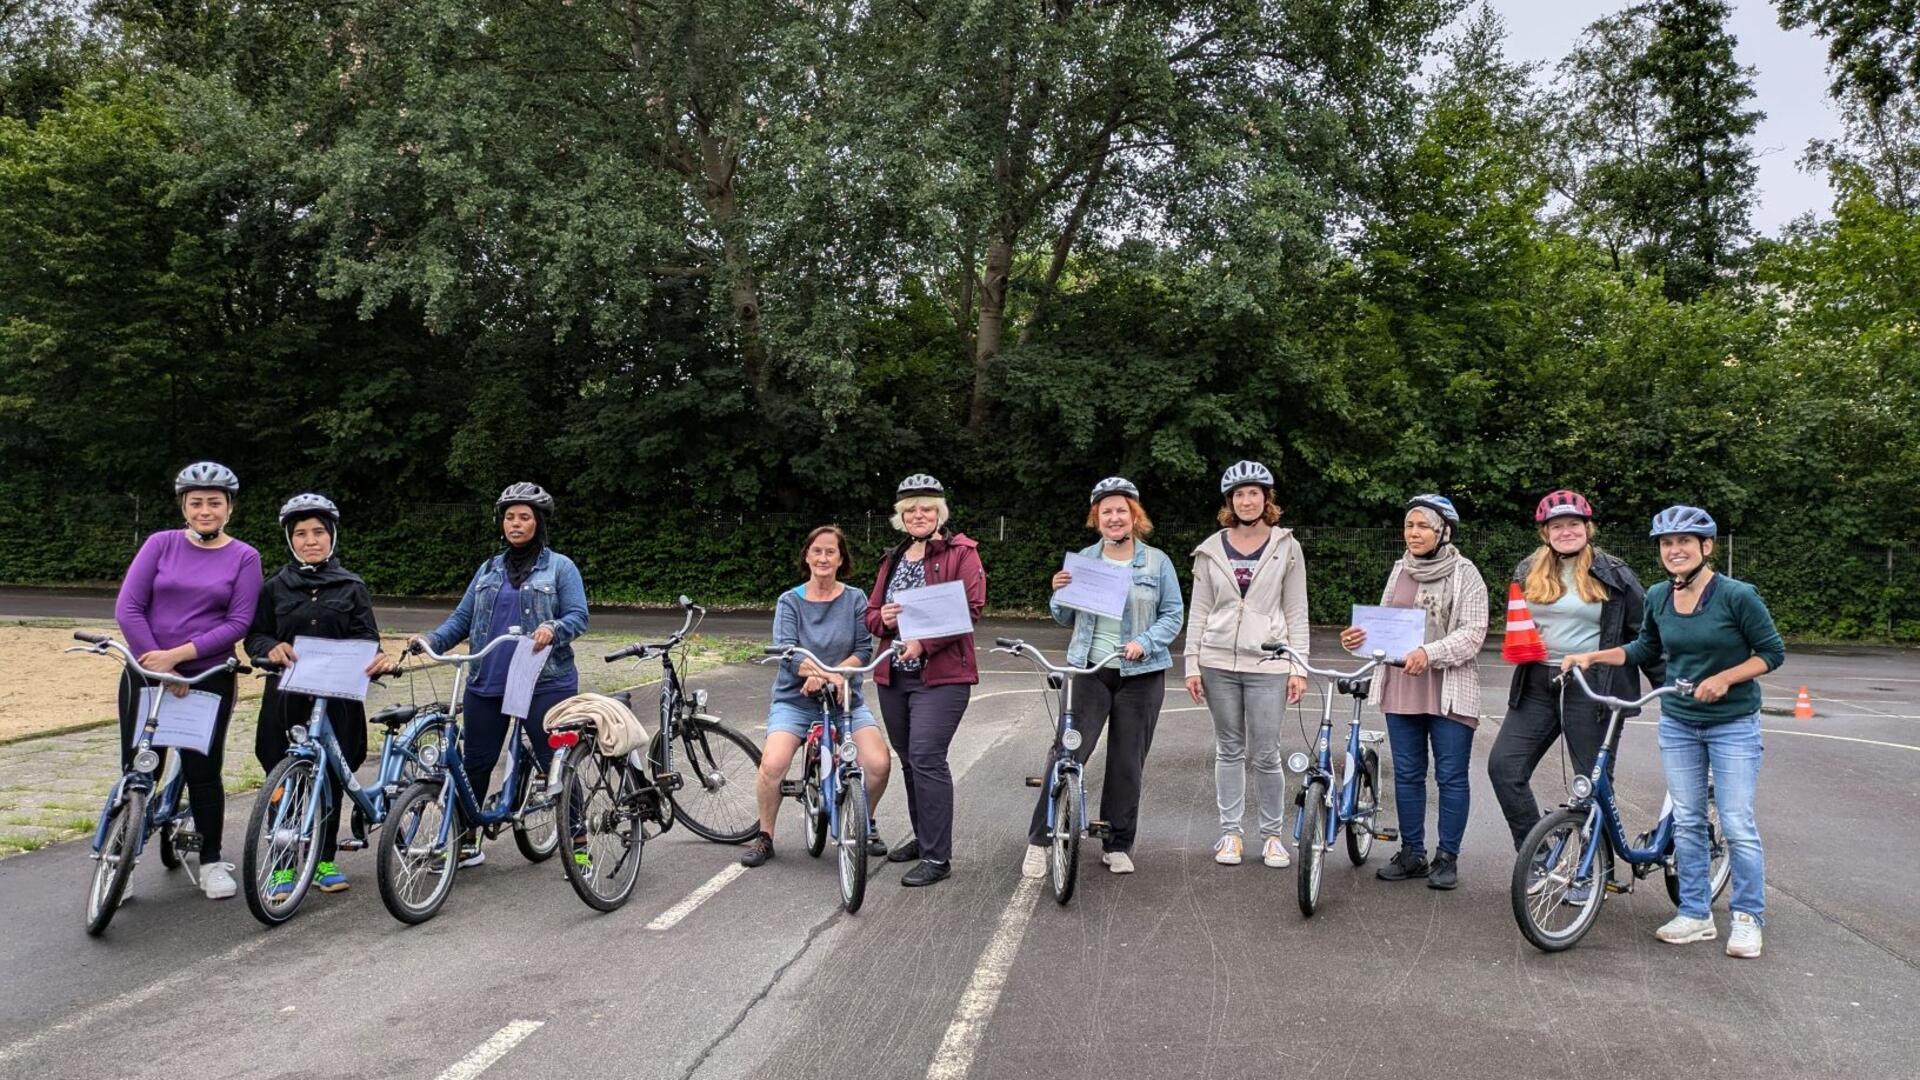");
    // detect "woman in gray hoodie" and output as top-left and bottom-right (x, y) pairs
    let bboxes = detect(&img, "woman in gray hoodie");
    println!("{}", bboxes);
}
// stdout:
(1183, 461), (1309, 870)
